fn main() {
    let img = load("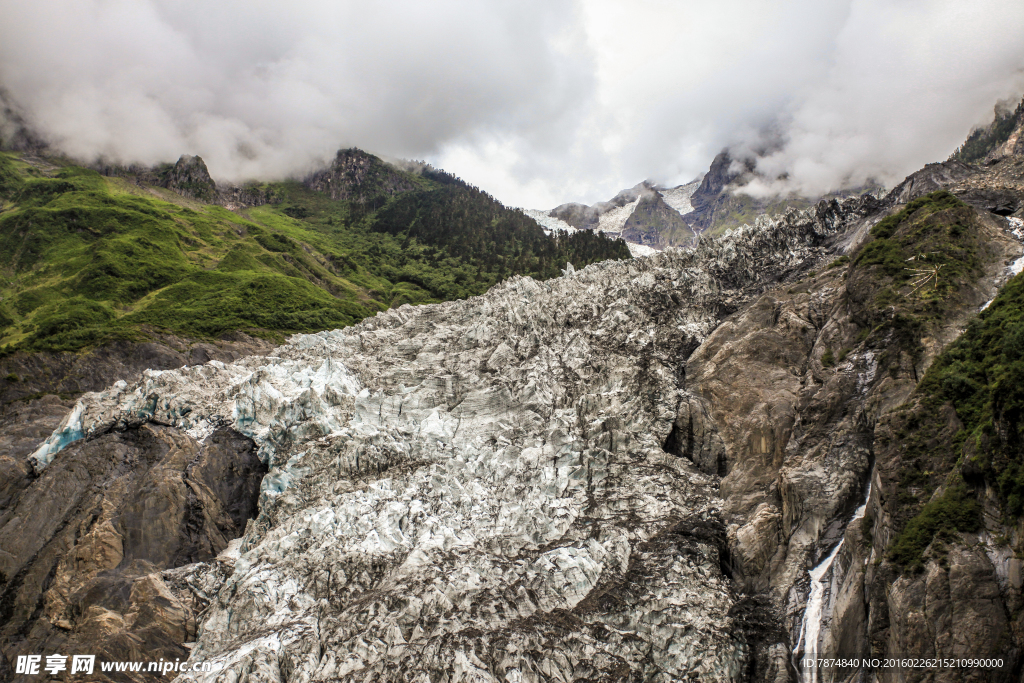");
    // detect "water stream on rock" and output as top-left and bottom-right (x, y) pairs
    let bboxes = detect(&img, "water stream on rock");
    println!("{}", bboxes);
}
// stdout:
(793, 482), (872, 683)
